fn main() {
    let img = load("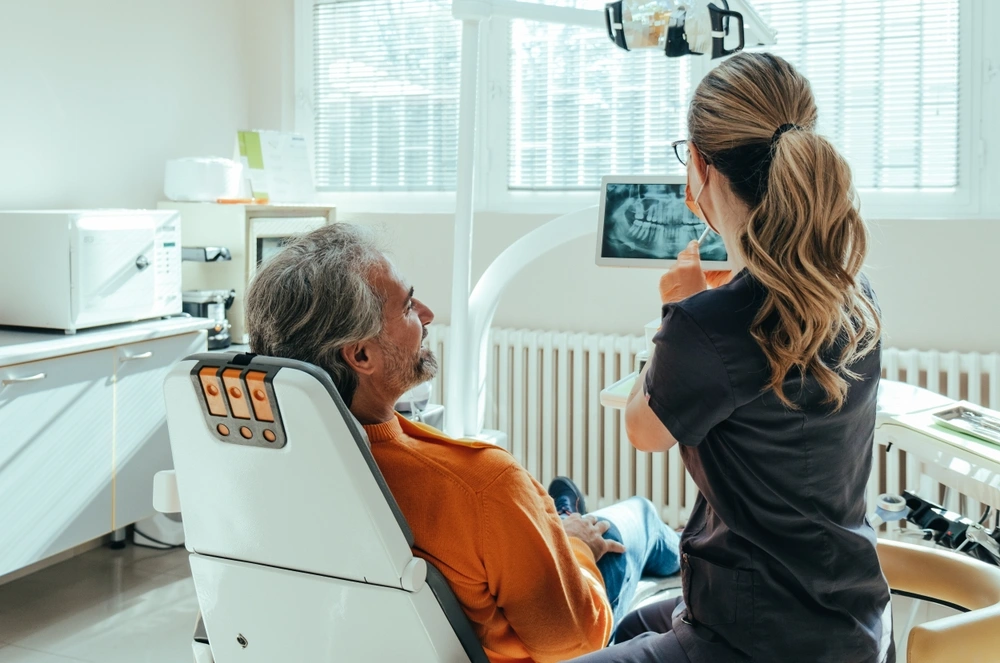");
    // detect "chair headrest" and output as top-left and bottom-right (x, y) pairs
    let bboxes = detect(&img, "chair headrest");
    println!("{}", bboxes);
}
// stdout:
(165, 352), (416, 586)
